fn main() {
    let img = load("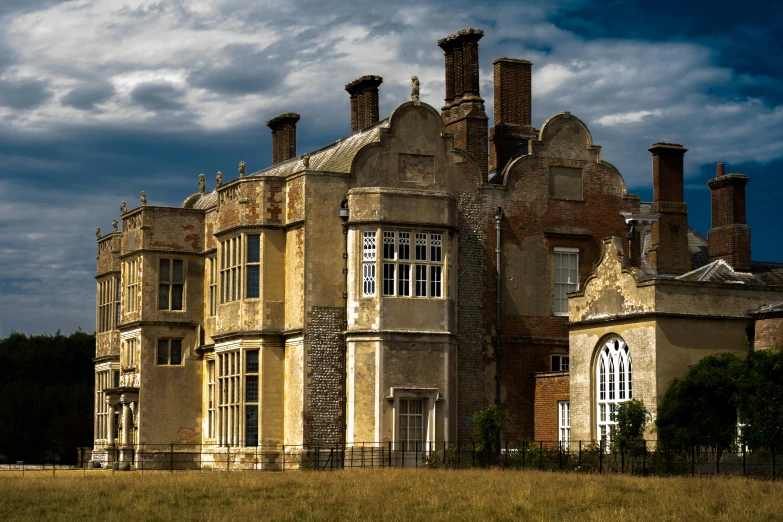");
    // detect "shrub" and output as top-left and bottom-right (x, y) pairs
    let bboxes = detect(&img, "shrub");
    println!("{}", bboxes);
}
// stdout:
(469, 405), (507, 458)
